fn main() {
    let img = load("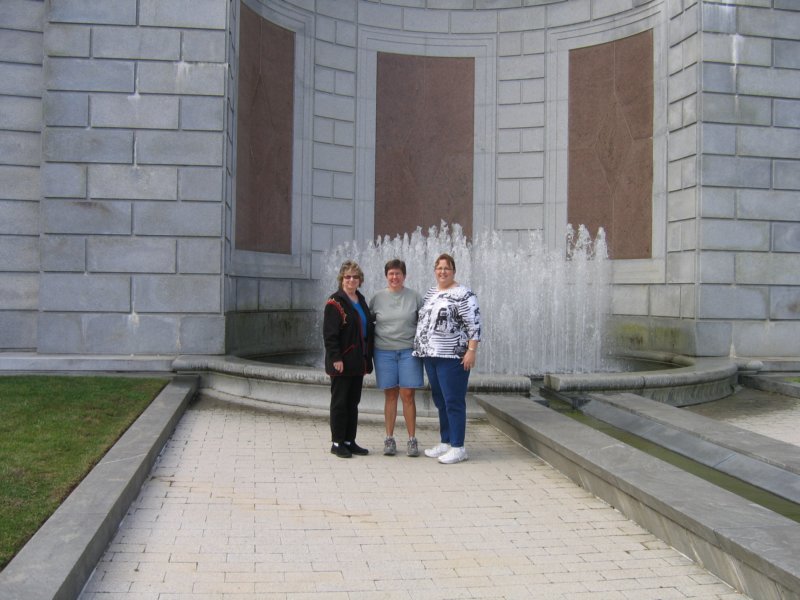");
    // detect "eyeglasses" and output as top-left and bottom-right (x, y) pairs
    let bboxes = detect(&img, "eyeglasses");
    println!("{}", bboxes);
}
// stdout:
(343, 275), (361, 280)
(435, 267), (453, 272)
